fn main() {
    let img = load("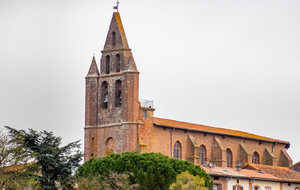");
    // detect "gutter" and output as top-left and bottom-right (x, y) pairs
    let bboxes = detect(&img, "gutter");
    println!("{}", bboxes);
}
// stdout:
(251, 178), (256, 190)
(226, 176), (232, 190)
